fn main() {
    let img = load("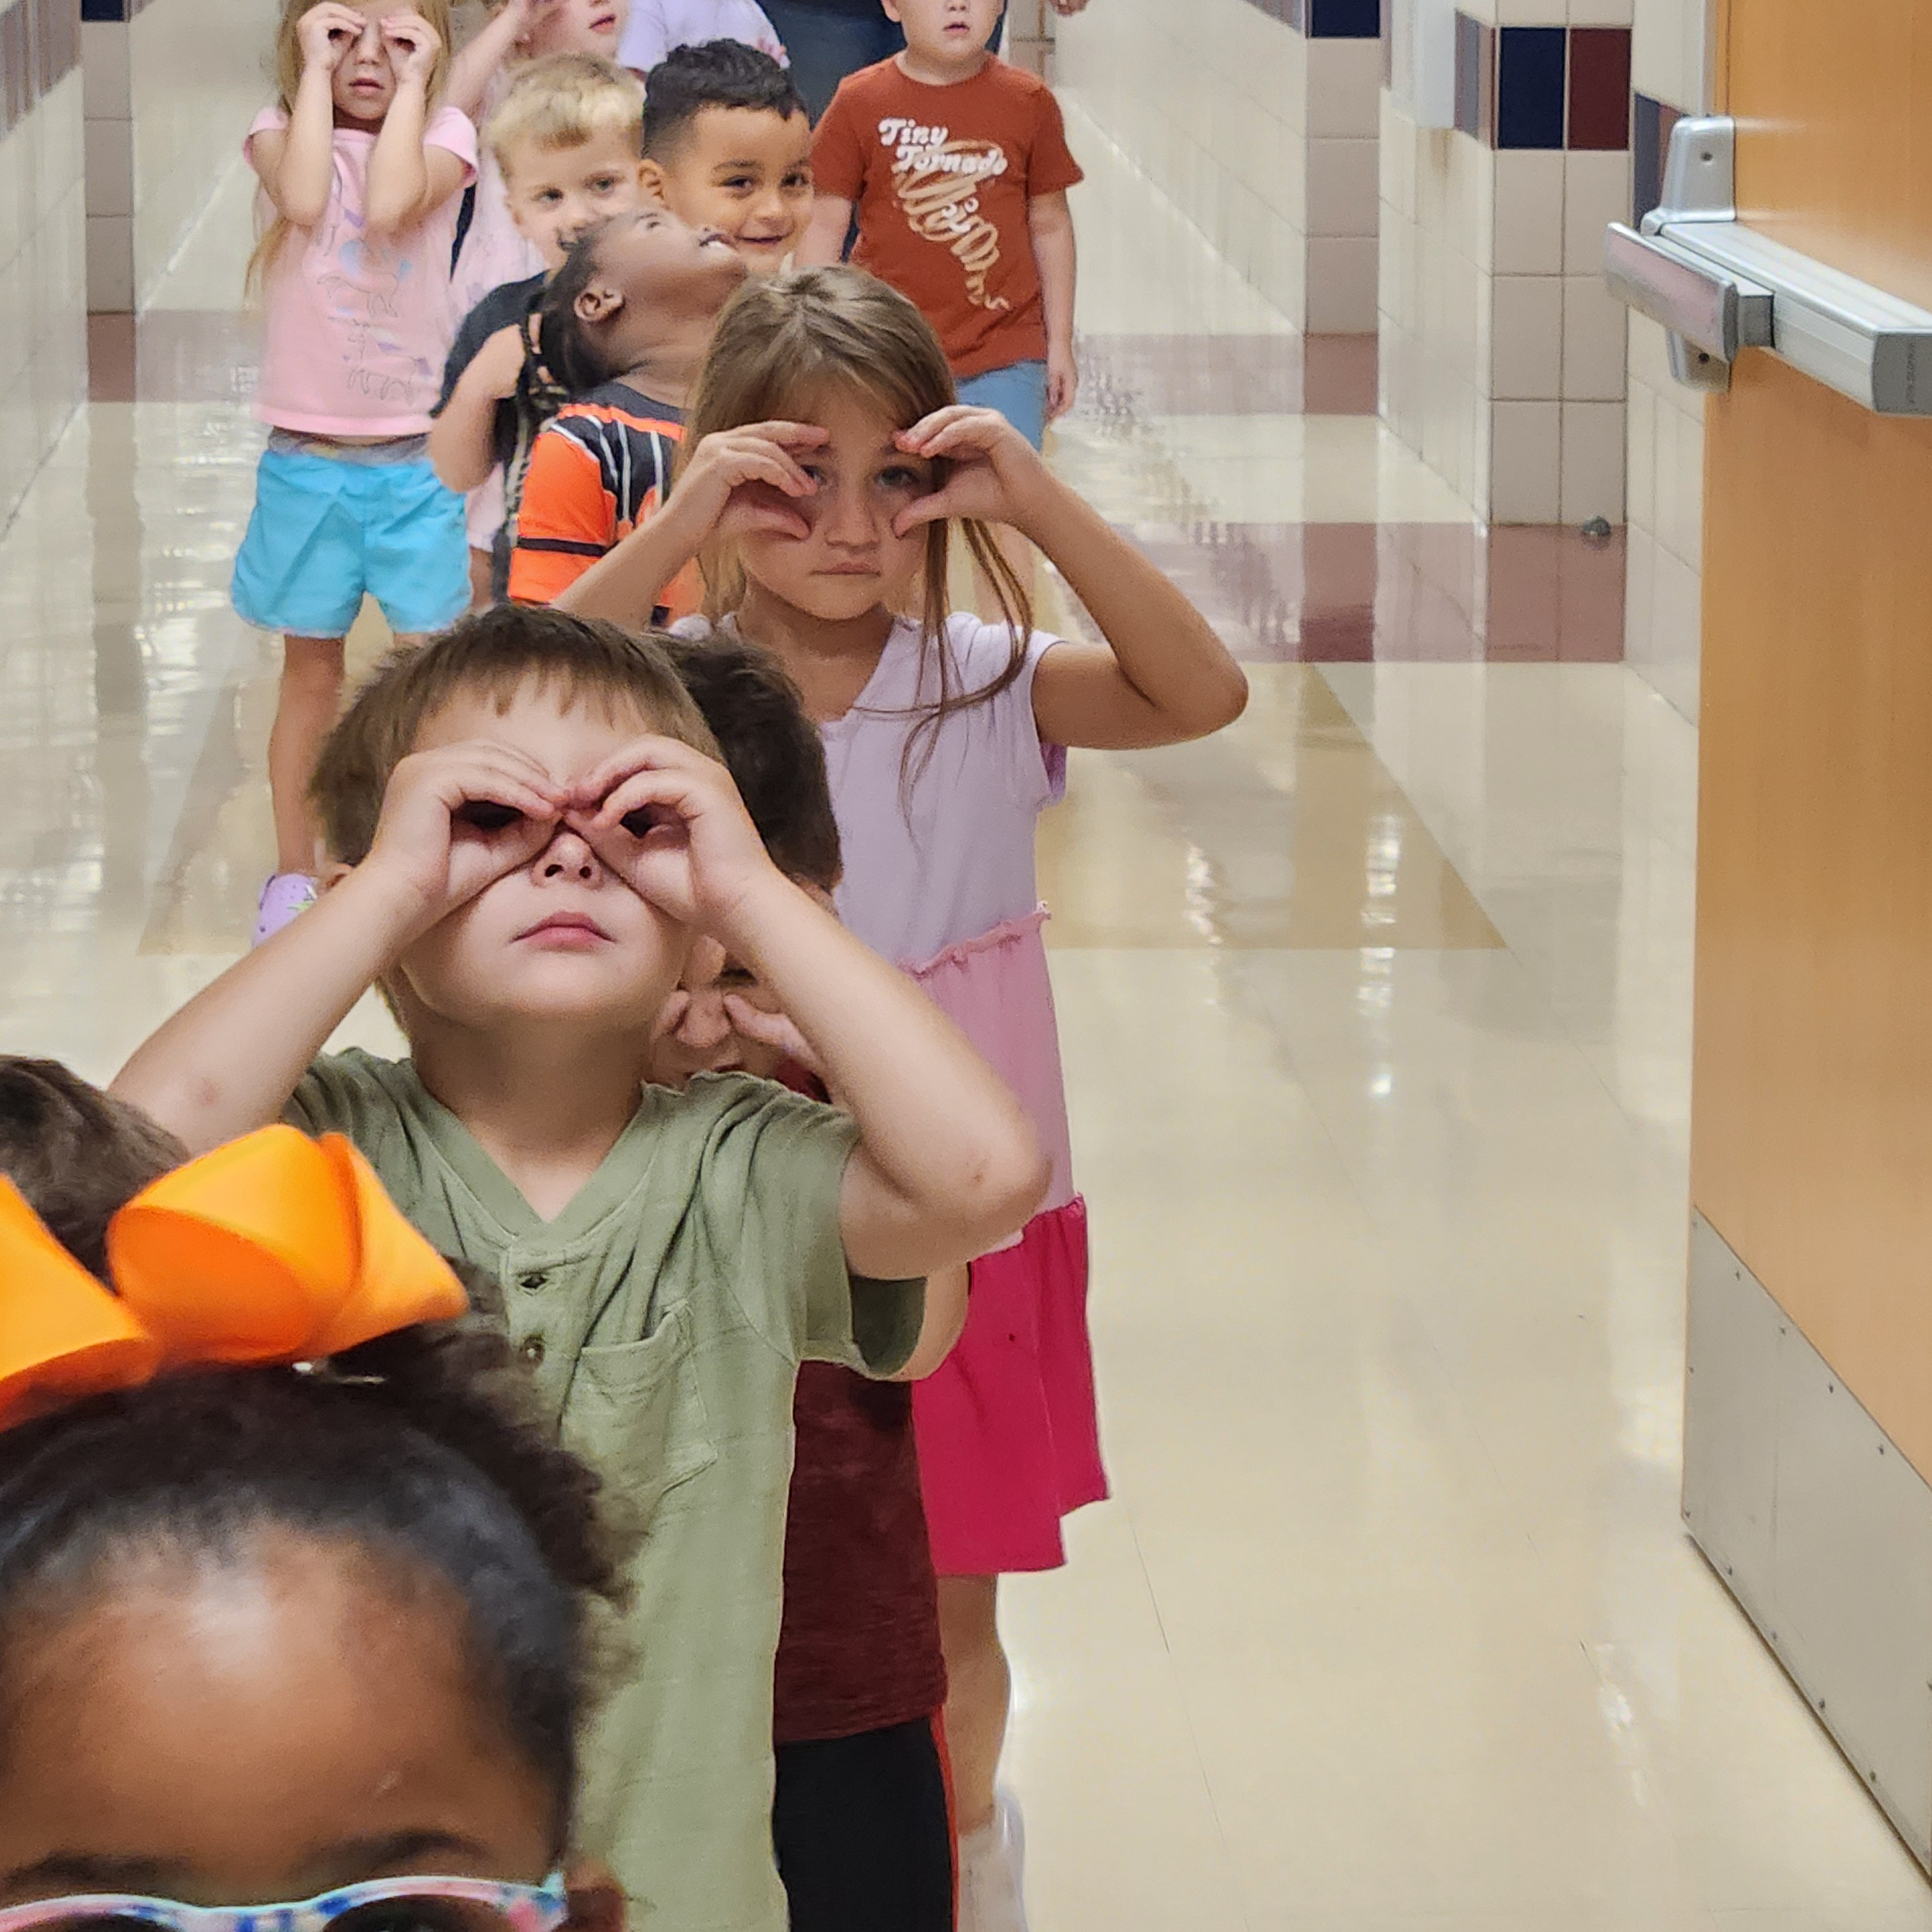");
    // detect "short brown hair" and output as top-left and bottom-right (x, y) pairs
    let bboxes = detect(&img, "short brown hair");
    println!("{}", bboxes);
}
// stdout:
(662, 632), (840, 892)
(0, 1060), (187, 1282)
(312, 605), (721, 867)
